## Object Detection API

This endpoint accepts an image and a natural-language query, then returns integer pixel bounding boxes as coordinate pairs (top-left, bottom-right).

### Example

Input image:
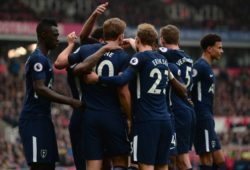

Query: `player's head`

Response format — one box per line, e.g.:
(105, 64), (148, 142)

(200, 33), (223, 61)
(91, 26), (104, 42)
(36, 18), (59, 50)
(103, 18), (126, 43)
(159, 24), (180, 46)
(135, 23), (158, 50)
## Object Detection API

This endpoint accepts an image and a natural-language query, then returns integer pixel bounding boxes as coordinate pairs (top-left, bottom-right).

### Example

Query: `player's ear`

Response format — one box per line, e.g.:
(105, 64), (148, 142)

(40, 31), (47, 39)
(160, 37), (165, 46)
(135, 36), (140, 45)
(207, 46), (213, 53)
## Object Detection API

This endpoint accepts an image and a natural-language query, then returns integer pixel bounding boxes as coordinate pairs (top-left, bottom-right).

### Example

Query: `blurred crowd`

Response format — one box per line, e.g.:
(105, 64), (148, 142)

(214, 68), (250, 116)
(1, 0), (250, 31)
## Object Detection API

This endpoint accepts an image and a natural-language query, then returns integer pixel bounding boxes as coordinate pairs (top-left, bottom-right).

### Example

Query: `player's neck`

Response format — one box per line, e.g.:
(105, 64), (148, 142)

(164, 44), (179, 50)
(37, 44), (49, 56)
(138, 45), (153, 52)
(202, 52), (212, 65)
(105, 40), (119, 45)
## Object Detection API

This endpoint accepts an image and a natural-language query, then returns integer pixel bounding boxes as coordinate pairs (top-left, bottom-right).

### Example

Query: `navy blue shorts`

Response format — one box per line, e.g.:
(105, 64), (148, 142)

(194, 117), (221, 155)
(169, 113), (177, 157)
(83, 110), (131, 160)
(69, 109), (85, 170)
(132, 120), (173, 165)
(19, 117), (59, 165)
(174, 107), (196, 154)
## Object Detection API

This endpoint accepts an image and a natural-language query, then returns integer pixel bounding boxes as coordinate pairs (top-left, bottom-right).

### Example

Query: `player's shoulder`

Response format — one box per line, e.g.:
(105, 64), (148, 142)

(29, 49), (48, 64)
(113, 48), (129, 57)
(80, 42), (103, 51)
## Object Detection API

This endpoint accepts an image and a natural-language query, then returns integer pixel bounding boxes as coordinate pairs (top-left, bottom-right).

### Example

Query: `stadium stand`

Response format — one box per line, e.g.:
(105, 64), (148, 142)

(0, 0), (250, 30)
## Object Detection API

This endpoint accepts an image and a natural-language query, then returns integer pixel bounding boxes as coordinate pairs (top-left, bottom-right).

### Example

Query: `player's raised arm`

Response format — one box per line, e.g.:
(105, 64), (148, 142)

(79, 2), (108, 44)
(54, 32), (78, 69)
(73, 42), (122, 75)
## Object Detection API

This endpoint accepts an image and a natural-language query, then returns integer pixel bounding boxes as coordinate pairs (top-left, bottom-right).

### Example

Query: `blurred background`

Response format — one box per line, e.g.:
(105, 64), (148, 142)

(0, 0), (250, 169)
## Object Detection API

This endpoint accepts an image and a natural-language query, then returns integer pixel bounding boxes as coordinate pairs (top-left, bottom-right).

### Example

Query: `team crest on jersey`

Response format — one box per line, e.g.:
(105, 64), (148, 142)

(40, 149), (47, 158)
(34, 63), (43, 72)
(192, 68), (198, 77)
(130, 57), (139, 66)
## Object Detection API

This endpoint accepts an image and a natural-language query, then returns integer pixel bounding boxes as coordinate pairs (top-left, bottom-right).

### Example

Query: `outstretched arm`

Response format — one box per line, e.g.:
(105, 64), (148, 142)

(79, 2), (108, 44)
(74, 42), (122, 75)
(54, 32), (78, 69)
(84, 67), (136, 86)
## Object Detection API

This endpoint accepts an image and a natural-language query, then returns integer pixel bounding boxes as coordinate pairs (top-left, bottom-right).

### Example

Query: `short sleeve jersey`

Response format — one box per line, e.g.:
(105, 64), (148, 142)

(191, 58), (215, 119)
(69, 43), (130, 113)
(158, 47), (193, 109)
(20, 49), (53, 119)
(129, 51), (171, 123)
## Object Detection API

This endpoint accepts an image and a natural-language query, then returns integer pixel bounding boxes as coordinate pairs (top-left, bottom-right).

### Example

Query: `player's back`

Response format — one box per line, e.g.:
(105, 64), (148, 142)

(158, 47), (193, 110)
(69, 43), (130, 113)
(192, 58), (215, 119)
(158, 47), (193, 90)
(130, 51), (171, 123)
(20, 49), (53, 119)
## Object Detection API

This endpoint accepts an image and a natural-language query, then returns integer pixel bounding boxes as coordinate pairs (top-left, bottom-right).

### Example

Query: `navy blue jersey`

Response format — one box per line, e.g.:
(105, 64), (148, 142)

(131, 51), (171, 122)
(158, 47), (193, 91)
(167, 63), (181, 108)
(67, 66), (80, 100)
(20, 49), (53, 119)
(191, 58), (215, 119)
(158, 47), (193, 109)
(69, 43), (130, 113)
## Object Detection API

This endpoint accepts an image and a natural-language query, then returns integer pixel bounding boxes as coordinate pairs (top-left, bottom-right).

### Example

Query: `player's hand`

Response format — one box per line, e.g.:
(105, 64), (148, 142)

(70, 99), (83, 109)
(187, 98), (194, 106)
(103, 41), (122, 52)
(94, 2), (108, 16)
(67, 31), (78, 45)
(83, 71), (99, 84)
(127, 119), (132, 135)
(122, 38), (136, 50)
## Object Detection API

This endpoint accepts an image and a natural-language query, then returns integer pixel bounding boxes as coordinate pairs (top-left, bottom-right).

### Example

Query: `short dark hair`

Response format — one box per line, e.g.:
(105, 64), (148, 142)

(200, 33), (222, 50)
(91, 27), (103, 40)
(36, 18), (58, 37)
